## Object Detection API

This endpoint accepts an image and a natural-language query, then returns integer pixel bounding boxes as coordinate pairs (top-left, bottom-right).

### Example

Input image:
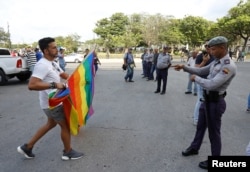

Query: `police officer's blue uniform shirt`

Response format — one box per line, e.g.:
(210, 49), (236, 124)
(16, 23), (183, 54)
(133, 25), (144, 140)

(124, 53), (134, 64)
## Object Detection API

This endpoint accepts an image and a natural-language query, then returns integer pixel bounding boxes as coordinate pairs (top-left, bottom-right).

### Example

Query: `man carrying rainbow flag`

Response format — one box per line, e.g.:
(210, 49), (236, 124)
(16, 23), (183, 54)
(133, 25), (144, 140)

(17, 37), (95, 161)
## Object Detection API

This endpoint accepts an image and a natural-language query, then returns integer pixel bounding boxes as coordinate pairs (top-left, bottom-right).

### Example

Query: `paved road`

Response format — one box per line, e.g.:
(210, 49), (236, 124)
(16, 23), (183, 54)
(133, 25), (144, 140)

(0, 59), (249, 172)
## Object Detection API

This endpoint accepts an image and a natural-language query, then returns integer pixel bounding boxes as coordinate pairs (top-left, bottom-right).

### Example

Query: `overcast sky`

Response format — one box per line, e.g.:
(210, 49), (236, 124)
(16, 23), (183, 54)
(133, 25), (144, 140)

(0, 0), (241, 44)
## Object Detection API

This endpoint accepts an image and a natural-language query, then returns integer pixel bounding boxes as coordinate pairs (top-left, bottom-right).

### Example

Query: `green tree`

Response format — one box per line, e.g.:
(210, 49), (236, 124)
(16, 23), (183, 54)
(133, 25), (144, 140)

(179, 16), (211, 47)
(55, 36), (65, 49)
(215, 0), (250, 51)
(55, 34), (81, 53)
(109, 13), (129, 36)
(158, 17), (184, 48)
(141, 13), (167, 47)
(93, 13), (129, 57)
(0, 27), (10, 48)
(128, 13), (145, 47)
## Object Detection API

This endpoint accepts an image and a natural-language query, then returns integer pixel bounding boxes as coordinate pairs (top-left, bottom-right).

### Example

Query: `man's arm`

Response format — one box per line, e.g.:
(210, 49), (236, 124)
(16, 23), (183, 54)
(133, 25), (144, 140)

(124, 53), (128, 65)
(28, 76), (66, 91)
(60, 72), (69, 80)
(124, 58), (127, 65)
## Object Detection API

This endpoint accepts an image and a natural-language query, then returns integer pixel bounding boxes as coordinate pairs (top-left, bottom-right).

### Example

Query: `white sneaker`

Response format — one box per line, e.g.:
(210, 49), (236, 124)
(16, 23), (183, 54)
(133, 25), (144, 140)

(17, 144), (35, 159)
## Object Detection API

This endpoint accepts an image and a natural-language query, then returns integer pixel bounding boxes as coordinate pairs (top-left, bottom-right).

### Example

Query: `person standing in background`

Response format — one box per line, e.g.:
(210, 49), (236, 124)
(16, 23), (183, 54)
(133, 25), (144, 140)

(154, 46), (172, 95)
(123, 48), (135, 82)
(141, 49), (148, 78)
(185, 49), (198, 95)
(84, 48), (90, 58)
(58, 47), (66, 71)
(26, 46), (37, 73)
(152, 48), (159, 81)
(35, 48), (43, 61)
(192, 41), (214, 126)
(93, 51), (101, 74)
(146, 48), (154, 81)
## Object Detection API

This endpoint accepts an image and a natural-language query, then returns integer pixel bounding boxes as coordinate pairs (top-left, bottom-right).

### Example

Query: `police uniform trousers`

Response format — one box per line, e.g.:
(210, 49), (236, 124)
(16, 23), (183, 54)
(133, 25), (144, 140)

(142, 60), (147, 77)
(156, 68), (168, 93)
(146, 62), (152, 79)
(189, 97), (226, 156)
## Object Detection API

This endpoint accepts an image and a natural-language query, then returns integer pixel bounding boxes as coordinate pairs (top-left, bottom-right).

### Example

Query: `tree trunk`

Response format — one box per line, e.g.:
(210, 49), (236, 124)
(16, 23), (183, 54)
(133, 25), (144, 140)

(106, 49), (110, 59)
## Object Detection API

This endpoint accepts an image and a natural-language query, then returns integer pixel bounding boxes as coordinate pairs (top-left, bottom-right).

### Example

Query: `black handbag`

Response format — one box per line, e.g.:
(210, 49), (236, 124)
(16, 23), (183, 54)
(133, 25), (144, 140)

(122, 64), (127, 70)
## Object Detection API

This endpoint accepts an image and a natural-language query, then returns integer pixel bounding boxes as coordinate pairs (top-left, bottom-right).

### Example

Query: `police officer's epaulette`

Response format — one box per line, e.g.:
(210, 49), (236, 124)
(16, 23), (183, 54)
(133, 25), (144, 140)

(224, 59), (230, 64)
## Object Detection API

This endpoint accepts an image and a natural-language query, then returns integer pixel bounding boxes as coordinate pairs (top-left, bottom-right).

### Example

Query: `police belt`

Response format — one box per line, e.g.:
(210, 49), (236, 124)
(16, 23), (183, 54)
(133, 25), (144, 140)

(200, 90), (227, 102)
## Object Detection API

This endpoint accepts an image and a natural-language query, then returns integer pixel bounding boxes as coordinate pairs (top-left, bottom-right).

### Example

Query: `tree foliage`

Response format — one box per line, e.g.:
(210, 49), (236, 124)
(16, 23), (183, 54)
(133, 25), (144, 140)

(93, 13), (129, 55)
(0, 27), (10, 48)
(215, 0), (250, 51)
(179, 16), (211, 47)
(158, 17), (183, 47)
(94, 13), (214, 51)
(55, 34), (81, 53)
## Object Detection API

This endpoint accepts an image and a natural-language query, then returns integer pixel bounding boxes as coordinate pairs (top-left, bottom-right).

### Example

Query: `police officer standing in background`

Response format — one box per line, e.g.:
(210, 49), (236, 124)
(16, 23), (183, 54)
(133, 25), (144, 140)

(154, 46), (172, 95)
(173, 36), (237, 169)
(124, 48), (135, 82)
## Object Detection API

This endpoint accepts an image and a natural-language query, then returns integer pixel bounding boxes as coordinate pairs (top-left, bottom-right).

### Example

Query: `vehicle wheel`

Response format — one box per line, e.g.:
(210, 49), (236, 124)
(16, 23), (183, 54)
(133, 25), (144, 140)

(16, 72), (31, 81)
(74, 59), (80, 63)
(0, 70), (8, 85)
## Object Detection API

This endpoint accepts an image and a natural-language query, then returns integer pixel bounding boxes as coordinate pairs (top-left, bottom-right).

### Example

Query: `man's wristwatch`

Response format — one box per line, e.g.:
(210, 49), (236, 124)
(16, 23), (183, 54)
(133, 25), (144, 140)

(49, 82), (56, 89)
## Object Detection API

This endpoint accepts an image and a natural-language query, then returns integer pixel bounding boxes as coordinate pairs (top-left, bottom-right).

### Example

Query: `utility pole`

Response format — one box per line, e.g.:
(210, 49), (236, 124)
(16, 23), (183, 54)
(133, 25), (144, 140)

(7, 22), (11, 49)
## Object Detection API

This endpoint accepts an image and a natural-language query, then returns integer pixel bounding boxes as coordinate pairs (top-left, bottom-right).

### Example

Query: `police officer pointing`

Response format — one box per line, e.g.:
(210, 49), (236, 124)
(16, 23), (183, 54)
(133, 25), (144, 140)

(174, 36), (237, 170)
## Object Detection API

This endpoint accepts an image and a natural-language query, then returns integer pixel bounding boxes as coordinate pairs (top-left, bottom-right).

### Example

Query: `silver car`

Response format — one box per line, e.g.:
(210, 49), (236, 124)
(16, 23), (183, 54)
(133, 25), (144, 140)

(64, 53), (84, 63)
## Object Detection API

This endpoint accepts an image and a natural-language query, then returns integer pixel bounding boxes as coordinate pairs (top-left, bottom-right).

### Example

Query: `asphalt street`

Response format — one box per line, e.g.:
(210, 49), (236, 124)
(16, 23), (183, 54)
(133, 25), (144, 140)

(0, 58), (249, 172)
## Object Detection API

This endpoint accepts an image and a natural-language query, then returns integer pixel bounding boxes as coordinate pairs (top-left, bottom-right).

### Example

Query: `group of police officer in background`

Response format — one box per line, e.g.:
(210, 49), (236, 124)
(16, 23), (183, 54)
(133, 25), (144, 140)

(140, 47), (172, 95)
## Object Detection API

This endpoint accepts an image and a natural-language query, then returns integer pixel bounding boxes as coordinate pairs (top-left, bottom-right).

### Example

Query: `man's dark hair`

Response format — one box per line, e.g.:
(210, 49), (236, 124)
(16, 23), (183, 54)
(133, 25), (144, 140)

(38, 37), (55, 53)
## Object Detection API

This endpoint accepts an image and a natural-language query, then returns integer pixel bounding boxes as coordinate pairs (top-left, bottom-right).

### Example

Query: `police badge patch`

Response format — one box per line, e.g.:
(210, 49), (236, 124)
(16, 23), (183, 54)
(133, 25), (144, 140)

(224, 59), (230, 64)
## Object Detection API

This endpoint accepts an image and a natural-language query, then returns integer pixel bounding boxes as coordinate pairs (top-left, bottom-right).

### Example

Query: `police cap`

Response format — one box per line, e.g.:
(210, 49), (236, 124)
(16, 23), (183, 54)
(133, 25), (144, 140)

(207, 36), (228, 47)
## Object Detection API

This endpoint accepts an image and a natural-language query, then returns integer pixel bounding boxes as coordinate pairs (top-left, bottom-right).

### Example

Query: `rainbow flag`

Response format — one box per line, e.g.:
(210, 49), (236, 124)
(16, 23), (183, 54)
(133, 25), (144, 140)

(49, 52), (95, 135)
(67, 52), (95, 128)
(49, 89), (80, 135)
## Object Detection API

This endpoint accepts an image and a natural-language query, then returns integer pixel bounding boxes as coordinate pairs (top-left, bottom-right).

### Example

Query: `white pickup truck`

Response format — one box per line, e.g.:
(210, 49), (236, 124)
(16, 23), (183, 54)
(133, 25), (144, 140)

(0, 48), (31, 85)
